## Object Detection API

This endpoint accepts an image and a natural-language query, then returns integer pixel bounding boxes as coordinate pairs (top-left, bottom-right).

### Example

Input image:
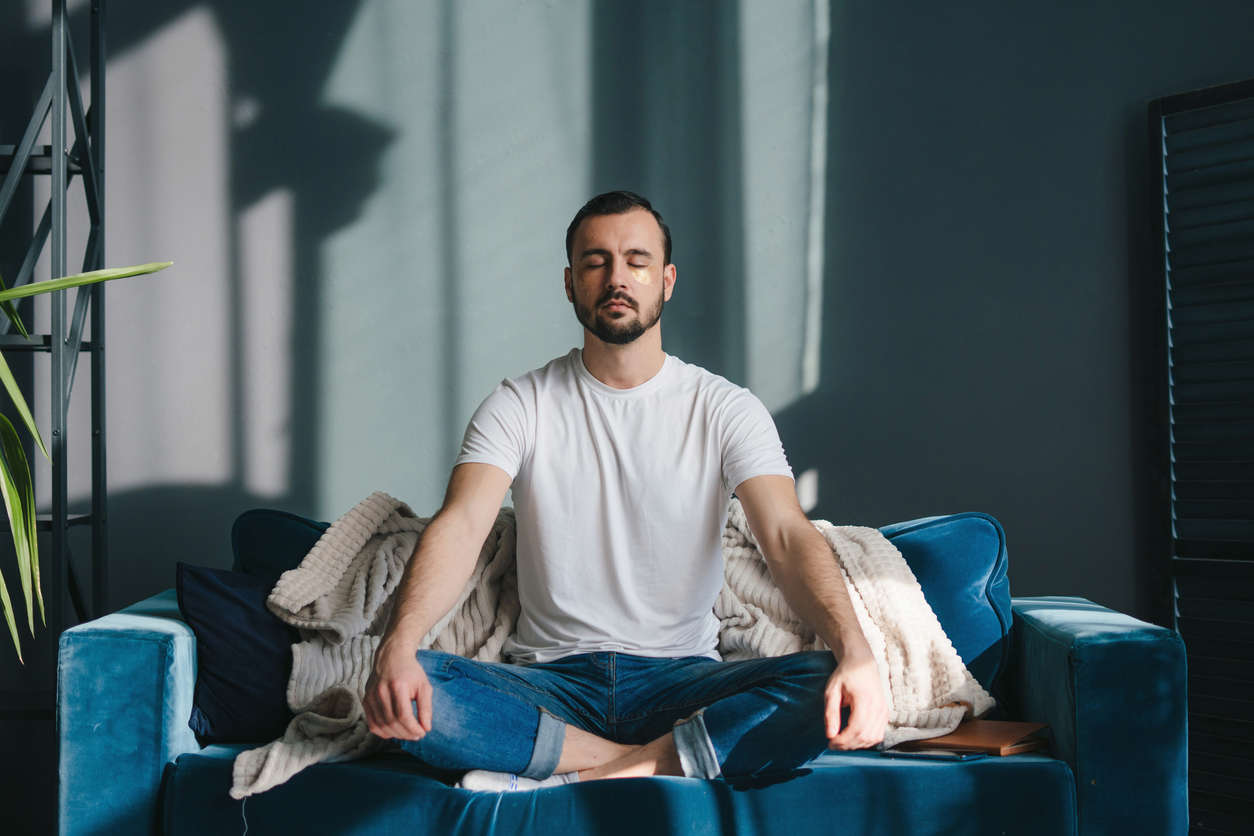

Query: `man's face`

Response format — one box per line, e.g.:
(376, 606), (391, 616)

(564, 208), (676, 345)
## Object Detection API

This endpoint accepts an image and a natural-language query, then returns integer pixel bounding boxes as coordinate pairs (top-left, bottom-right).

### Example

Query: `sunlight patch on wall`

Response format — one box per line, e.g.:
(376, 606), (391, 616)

(239, 188), (292, 499)
(797, 468), (819, 514)
(316, 0), (590, 518)
(738, 0), (828, 412)
(802, 0), (829, 396)
(97, 7), (232, 492)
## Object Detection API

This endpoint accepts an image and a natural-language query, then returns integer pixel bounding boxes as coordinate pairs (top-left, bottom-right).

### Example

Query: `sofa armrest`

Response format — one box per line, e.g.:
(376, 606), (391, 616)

(58, 589), (200, 836)
(1007, 596), (1187, 836)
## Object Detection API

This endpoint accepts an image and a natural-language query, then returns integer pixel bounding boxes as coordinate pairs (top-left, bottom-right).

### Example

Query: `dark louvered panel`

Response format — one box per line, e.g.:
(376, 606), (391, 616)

(1187, 653), (1254, 681)
(1174, 258), (1254, 288)
(1172, 280), (1254, 308)
(1174, 401), (1254, 423)
(1176, 480), (1254, 502)
(1167, 135), (1254, 175)
(1178, 522), (1254, 545)
(1160, 83), (1254, 835)
(1176, 541), (1254, 560)
(1166, 114), (1254, 153)
(1178, 501), (1254, 522)
(1168, 157), (1254, 192)
(1173, 338), (1254, 365)
(1173, 417), (1254, 442)
(1175, 461), (1254, 484)
(1168, 236), (1254, 269)
(1191, 789), (1254, 835)
(1172, 296), (1254, 326)
(1170, 217), (1254, 248)
(1165, 96), (1254, 133)
(1166, 94), (1254, 550)
(1173, 621), (1254, 661)
(1174, 382), (1254, 404)
(1174, 198), (1254, 232)
(1168, 178), (1254, 212)
(1175, 559), (1254, 589)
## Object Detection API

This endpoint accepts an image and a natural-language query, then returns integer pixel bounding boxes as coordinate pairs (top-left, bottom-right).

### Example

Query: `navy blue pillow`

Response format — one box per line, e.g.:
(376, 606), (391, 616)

(230, 508), (329, 586)
(176, 562), (300, 744)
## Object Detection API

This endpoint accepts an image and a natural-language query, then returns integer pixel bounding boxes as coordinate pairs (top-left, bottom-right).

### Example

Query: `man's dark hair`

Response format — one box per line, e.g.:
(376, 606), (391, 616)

(565, 190), (672, 266)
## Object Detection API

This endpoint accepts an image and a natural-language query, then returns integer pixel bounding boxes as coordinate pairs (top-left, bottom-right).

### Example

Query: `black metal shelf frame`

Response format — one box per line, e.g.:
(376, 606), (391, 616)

(0, 0), (108, 630)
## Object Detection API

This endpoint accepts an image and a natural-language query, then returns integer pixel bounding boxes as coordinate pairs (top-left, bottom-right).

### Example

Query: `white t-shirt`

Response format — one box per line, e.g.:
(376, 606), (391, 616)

(455, 348), (793, 663)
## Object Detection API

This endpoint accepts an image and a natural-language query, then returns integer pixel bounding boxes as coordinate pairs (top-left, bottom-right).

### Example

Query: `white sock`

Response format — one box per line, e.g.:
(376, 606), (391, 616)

(457, 769), (581, 792)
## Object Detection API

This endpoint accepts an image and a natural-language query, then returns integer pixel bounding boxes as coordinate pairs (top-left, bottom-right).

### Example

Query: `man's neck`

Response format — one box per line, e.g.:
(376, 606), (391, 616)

(580, 330), (666, 389)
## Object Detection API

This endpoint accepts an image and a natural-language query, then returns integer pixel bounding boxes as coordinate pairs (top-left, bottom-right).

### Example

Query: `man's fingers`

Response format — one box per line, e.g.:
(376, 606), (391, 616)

(390, 682), (425, 739)
(369, 684), (399, 737)
(826, 683), (886, 750)
(369, 682), (411, 740)
(825, 698), (848, 740)
(416, 686), (434, 733)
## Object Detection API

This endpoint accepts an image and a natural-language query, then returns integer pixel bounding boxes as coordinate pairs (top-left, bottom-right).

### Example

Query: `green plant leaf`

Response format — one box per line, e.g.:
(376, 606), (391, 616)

(0, 416), (34, 636)
(0, 567), (22, 664)
(2, 415), (41, 625)
(0, 351), (49, 461)
(0, 260), (172, 655)
(24, 450), (40, 627)
(0, 261), (172, 304)
(0, 272), (30, 339)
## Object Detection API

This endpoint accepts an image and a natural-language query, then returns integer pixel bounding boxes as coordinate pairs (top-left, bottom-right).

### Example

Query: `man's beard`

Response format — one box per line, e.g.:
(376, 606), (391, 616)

(573, 290), (664, 345)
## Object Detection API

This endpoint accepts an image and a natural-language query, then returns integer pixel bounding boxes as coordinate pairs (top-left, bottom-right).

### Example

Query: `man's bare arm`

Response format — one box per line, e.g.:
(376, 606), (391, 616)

(735, 474), (888, 750)
(363, 462), (512, 741)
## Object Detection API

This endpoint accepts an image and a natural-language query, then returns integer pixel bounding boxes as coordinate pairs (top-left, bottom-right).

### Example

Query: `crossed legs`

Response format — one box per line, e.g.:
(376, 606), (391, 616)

(555, 725), (682, 780)
(396, 649), (836, 784)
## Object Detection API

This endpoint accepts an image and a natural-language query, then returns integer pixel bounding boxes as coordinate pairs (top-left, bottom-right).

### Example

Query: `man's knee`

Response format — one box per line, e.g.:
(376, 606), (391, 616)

(414, 649), (458, 680)
(780, 650), (837, 679)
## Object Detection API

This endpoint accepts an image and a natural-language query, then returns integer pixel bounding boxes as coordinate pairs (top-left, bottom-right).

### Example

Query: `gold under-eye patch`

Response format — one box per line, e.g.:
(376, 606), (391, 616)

(631, 266), (653, 285)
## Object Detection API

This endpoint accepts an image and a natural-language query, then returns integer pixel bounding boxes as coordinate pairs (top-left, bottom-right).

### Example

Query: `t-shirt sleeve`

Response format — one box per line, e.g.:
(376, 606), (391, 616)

(454, 380), (530, 480)
(720, 388), (794, 494)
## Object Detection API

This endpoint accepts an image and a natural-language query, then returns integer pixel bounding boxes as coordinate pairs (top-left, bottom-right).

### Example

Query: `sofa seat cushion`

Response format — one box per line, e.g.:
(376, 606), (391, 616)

(162, 748), (1075, 836)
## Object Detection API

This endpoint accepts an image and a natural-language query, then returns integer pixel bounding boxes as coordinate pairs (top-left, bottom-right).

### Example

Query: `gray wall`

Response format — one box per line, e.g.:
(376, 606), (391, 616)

(810, 0), (1254, 624)
(2, 0), (1254, 661)
(3, 1), (1254, 831)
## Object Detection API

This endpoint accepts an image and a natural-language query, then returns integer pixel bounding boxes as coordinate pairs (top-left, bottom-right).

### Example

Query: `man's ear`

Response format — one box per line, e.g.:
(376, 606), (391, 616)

(663, 263), (677, 302)
(564, 267), (573, 302)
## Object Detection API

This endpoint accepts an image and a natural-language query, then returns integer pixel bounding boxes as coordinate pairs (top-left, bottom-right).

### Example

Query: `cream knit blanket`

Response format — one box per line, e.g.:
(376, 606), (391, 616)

(230, 491), (994, 798)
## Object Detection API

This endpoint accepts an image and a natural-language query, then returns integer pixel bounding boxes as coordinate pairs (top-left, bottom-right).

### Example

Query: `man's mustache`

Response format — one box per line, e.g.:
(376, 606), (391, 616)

(599, 293), (637, 309)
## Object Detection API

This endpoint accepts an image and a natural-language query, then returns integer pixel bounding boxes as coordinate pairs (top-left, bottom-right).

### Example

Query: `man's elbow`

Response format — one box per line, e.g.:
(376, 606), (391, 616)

(762, 519), (826, 575)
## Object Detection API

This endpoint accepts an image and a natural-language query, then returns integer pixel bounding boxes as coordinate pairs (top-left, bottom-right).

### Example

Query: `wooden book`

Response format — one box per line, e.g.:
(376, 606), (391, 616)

(893, 720), (1049, 756)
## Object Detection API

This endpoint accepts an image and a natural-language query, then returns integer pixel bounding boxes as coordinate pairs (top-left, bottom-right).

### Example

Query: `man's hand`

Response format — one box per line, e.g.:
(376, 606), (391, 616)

(363, 640), (433, 741)
(824, 651), (889, 750)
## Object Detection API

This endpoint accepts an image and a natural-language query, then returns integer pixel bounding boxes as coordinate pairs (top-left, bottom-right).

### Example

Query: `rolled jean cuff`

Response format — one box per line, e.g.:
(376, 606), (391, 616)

(672, 708), (722, 779)
(519, 707), (566, 779)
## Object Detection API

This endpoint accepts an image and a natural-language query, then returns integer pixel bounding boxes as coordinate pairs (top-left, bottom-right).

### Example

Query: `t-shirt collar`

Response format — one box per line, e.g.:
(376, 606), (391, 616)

(572, 348), (673, 397)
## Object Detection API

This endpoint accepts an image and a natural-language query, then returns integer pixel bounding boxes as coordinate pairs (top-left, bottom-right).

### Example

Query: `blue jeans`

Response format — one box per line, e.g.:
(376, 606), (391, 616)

(395, 649), (838, 781)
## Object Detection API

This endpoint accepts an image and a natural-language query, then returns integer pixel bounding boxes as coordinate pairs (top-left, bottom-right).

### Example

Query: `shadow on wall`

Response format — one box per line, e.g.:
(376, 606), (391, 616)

(67, 0), (390, 612)
(588, 0), (747, 383)
(96, 0), (761, 612)
(5, 0), (817, 623)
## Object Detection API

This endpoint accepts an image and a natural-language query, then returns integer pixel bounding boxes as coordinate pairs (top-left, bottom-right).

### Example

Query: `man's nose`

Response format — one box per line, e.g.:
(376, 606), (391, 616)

(607, 257), (633, 289)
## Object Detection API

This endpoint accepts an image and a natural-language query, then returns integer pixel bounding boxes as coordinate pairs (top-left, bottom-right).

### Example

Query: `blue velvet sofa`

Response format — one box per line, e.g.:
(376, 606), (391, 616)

(57, 510), (1189, 835)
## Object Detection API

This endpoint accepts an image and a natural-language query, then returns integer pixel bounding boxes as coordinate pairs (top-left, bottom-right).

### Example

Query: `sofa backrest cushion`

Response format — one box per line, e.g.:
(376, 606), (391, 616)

(231, 509), (330, 586)
(878, 512), (1012, 693)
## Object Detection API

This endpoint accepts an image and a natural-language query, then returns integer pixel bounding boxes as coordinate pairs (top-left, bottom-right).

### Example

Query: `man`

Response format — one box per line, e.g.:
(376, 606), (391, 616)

(364, 191), (887, 790)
